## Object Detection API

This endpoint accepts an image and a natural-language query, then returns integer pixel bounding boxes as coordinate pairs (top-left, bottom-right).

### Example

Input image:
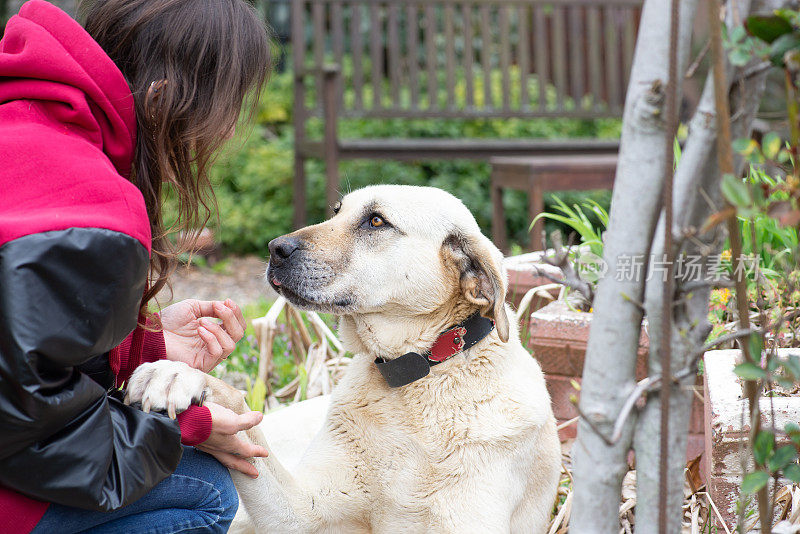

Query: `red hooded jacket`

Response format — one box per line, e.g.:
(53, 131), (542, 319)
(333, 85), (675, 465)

(0, 2), (212, 531)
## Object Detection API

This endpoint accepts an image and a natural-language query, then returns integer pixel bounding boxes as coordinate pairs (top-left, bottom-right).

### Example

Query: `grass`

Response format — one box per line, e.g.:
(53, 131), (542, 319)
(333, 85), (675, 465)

(211, 298), (341, 394)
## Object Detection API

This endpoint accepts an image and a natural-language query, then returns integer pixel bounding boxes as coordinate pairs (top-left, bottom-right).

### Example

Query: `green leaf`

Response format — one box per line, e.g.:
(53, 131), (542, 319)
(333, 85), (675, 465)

(746, 150), (766, 165)
(785, 422), (800, 434)
(777, 376), (796, 389)
(734, 362), (767, 381)
(783, 355), (800, 379)
(243, 375), (268, 413)
(729, 48), (753, 66)
(762, 132), (782, 160)
(768, 357), (780, 373)
(785, 463), (800, 483)
(731, 26), (748, 43)
(745, 15), (793, 43)
(748, 333), (764, 359)
(297, 364), (309, 401)
(742, 470), (770, 494)
(732, 137), (754, 154)
(721, 174), (752, 207)
(769, 445), (798, 471)
(769, 32), (800, 66)
(753, 431), (775, 466)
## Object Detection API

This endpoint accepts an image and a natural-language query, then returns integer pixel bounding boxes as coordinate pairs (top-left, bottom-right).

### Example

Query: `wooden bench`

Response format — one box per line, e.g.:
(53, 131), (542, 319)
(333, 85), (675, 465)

(290, 0), (642, 229)
(490, 153), (617, 252)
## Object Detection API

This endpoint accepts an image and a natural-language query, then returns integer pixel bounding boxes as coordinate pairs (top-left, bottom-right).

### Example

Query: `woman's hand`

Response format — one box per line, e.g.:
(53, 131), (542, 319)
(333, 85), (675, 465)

(198, 402), (270, 478)
(160, 299), (246, 372)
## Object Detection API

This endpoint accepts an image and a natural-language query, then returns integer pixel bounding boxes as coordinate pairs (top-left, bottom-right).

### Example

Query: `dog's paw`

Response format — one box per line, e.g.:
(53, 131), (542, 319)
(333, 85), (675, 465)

(125, 360), (209, 419)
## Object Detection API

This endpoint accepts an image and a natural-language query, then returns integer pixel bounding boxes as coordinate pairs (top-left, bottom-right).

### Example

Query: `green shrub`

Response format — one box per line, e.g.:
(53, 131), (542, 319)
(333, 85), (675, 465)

(209, 130), (295, 254)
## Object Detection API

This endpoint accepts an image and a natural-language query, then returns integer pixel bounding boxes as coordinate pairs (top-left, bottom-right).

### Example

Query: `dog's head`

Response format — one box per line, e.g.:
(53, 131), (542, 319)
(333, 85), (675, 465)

(266, 185), (509, 342)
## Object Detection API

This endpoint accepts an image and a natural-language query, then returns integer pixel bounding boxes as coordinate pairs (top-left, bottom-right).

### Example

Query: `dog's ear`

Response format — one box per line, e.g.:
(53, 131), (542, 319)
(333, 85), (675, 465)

(443, 231), (510, 343)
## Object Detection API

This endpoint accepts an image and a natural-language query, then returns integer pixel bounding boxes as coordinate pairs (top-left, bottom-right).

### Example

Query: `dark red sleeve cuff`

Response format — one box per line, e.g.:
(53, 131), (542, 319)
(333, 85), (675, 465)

(111, 315), (167, 386)
(139, 327), (167, 364)
(176, 405), (213, 446)
(0, 485), (48, 534)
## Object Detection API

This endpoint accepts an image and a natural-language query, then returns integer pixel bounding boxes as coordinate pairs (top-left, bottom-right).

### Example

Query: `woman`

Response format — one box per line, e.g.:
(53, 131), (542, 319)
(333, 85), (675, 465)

(0, 0), (272, 532)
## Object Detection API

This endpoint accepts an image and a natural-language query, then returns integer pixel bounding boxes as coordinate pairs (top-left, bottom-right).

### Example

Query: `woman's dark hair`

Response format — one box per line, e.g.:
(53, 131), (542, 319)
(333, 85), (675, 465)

(80, 0), (271, 313)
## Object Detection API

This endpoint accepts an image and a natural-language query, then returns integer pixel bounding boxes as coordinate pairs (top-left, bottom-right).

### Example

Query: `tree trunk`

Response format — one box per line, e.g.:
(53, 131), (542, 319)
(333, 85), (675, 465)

(633, 0), (780, 528)
(570, 1), (699, 531)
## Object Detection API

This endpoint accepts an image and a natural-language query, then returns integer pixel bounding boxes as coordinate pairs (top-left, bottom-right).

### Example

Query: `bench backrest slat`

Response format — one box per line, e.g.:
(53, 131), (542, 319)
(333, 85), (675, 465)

(294, 0), (642, 120)
(479, 5), (491, 108)
(370, 3), (382, 109)
(331, 2), (345, 105)
(425, 4), (438, 110)
(499, 5), (510, 111)
(445, 4), (456, 109)
(312, 1), (326, 107)
(569, 6), (584, 101)
(351, 3), (364, 111)
(517, 4), (529, 109)
(533, 4), (547, 112)
(388, 4), (401, 104)
(463, 4), (474, 108)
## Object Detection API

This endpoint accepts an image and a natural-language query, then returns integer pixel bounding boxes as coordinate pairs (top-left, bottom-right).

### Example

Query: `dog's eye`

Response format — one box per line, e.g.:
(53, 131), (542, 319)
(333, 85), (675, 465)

(333, 201), (342, 215)
(369, 215), (385, 228)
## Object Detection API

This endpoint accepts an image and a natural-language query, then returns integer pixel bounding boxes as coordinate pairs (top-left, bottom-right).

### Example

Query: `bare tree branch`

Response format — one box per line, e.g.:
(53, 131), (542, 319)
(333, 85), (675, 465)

(534, 231), (595, 306)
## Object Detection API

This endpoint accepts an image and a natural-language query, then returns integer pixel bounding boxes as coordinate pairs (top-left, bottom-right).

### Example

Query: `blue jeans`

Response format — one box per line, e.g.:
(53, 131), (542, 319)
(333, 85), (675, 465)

(33, 447), (238, 534)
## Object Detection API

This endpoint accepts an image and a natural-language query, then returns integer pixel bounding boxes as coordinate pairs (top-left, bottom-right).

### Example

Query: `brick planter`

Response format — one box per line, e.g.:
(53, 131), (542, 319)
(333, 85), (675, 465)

(529, 301), (705, 459)
(704, 349), (800, 529)
(503, 252), (562, 310)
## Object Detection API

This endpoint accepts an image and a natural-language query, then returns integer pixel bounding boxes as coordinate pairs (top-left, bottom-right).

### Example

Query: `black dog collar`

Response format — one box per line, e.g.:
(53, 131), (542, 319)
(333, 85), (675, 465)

(374, 312), (495, 388)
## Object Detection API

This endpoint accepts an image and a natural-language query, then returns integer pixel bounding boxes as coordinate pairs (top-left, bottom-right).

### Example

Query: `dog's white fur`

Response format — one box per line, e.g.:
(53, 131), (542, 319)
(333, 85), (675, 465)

(128, 185), (561, 533)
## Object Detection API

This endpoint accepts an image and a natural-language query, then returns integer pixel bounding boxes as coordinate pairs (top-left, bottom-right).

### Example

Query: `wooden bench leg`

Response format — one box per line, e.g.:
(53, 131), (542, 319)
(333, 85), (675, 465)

(490, 174), (509, 255)
(324, 150), (339, 218)
(293, 152), (306, 230)
(322, 69), (340, 218)
(528, 176), (545, 251)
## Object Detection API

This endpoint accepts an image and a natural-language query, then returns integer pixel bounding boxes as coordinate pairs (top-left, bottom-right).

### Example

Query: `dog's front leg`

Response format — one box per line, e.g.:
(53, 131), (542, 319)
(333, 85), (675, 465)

(127, 363), (367, 532)
(208, 378), (369, 533)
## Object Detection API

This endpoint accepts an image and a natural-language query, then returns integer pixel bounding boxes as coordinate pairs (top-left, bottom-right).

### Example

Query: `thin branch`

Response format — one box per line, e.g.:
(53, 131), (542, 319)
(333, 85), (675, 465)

(673, 327), (763, 382)
(698, 185), (720, 213)
(621, 292), (647, 312)
(659, 0), (681, 528)
(685, 38), (711, 79)
(733, 61), (772, 84)
(537, 231), (595, 305)
(680, 278), (737, 292)
(573, 403), (615, 447)
(587, 327), (764, 446)
(531, 266), (594, 304)
(611, 376), (659, 443)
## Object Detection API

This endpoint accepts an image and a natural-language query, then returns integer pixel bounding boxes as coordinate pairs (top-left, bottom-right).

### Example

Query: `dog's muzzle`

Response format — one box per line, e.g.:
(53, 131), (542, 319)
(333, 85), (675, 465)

(267, 235), (303, 288)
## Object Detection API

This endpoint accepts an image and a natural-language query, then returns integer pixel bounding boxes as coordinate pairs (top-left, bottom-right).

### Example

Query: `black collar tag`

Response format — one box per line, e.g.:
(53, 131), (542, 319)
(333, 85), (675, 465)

(373, 312), (495, 388)
(374, 351), (431, 387)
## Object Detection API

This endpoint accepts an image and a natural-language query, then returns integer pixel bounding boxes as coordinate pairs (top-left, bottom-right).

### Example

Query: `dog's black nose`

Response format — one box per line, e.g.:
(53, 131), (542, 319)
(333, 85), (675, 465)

(268, 236), (301, 263)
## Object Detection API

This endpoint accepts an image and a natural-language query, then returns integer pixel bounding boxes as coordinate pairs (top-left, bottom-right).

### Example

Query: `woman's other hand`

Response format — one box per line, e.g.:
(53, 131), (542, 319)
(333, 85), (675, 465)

(198, 402), (270, 478)
(161, 299), (246, 372)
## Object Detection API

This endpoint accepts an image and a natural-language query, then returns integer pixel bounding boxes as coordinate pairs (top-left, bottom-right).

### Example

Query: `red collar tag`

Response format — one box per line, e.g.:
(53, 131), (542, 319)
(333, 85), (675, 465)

(428, 326), (468, 363)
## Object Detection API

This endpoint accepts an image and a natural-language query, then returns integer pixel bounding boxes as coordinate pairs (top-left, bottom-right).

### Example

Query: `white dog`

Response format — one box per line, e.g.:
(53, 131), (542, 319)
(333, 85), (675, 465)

(127, 185), (561, 533)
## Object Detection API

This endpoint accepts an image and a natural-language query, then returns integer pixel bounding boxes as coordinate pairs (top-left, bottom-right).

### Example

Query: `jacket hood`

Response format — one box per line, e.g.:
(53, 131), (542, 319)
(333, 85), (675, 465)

(0, 0), (136, 177)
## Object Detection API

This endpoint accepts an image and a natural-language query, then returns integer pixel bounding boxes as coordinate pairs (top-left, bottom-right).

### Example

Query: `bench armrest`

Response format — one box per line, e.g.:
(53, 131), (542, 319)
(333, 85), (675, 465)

(295, 64), (341, 80)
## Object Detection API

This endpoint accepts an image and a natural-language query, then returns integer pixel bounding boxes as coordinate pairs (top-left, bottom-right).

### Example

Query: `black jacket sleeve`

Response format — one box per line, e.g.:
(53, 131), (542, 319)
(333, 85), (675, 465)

(0, 227), (183, 511)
